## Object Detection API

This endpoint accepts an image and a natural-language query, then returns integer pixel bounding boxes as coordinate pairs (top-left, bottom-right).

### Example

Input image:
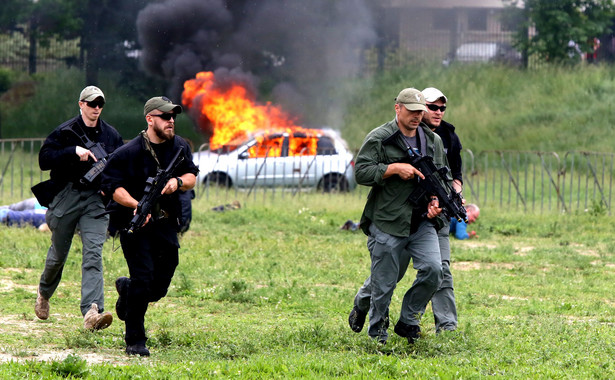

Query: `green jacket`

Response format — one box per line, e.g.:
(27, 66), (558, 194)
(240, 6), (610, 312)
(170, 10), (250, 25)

(356, 119), (450, 237)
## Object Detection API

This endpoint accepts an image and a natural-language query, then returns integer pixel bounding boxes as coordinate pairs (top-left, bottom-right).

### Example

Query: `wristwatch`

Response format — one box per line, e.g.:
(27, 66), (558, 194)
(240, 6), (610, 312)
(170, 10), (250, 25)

(175, 177), (183, 188)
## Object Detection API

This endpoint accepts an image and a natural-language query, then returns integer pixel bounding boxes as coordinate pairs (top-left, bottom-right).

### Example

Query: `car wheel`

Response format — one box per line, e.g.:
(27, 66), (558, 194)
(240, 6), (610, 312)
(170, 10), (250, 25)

(205, 172), (232, 188)
(320, 174), (349, 193)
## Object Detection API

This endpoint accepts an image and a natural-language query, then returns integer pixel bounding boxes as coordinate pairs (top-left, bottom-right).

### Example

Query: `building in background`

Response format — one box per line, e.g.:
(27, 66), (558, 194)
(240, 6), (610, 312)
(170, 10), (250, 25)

(374, 0), (523, 64)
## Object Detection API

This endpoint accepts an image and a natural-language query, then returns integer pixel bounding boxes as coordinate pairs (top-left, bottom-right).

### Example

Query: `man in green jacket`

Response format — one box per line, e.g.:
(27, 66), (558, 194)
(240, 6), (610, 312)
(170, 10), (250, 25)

(348, 88), (450, 344)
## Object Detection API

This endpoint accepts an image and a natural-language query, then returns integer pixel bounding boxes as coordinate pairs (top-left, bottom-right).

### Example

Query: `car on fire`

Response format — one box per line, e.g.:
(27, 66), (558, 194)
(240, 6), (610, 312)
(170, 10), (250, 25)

(193, 129), (357, 192)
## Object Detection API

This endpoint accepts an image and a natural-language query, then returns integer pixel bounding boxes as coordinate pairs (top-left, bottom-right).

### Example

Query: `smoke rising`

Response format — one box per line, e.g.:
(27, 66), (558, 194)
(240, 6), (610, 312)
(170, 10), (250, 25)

(136, 0), (376, 134)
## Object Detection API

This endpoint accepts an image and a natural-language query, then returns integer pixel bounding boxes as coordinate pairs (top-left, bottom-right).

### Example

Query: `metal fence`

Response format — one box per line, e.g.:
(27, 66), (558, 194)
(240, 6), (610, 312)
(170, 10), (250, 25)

(1, 138), (613, 215)
(461, 150), (613, 214)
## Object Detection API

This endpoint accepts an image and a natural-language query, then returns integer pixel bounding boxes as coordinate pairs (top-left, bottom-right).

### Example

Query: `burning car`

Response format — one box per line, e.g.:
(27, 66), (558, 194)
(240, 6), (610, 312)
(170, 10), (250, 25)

(193, 128), (356, 192)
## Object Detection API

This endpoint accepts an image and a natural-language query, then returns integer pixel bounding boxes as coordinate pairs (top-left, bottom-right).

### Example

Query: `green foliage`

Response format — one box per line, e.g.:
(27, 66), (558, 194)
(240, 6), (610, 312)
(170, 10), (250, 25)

(504, 0), (615, 64)
(50, 354), (88, 378)
(588, 199), (608, 216)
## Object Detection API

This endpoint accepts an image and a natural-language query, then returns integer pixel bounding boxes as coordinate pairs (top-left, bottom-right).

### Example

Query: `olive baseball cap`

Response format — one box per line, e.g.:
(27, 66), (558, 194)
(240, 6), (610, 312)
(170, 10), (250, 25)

(144, 96), (183, 116)
(79, 86), (105, 102)
(395, 88), (427, 112)
(422, 87), (448, 103)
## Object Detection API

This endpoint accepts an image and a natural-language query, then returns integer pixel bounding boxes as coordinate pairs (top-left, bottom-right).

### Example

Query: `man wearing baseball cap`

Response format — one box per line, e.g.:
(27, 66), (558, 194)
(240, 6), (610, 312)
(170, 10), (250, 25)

(348, 88), (449, 345)
(101, 96), (198, 356)
(421, 86), (465, 334)
(34, 85), (124, 330)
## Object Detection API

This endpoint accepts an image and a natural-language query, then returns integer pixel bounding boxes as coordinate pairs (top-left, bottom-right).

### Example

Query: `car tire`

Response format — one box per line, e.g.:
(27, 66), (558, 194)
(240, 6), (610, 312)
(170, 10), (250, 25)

(205, 172), (232, 188)
(320, 174), (349, 193)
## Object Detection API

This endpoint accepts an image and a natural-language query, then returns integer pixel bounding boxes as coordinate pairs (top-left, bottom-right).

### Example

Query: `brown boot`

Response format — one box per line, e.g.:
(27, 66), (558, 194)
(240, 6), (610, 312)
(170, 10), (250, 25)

(35, 287), (50, 320)
(83, 303), (113, 330)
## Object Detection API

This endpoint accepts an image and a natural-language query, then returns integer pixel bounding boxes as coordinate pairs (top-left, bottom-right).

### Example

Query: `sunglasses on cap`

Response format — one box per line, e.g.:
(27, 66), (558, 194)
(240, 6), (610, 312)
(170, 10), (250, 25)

(84, 100), (105, 109)
(426, 104), (446, 112)
(149, 113), (177, 121)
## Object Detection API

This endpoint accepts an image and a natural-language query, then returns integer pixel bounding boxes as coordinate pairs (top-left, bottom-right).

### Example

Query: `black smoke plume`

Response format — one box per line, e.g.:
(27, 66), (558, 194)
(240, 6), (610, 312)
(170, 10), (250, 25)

(136, 0), (376, 135)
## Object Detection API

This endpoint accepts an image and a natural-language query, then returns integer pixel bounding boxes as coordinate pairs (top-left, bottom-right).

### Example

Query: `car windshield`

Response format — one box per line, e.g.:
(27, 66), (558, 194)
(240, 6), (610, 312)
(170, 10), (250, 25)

(210, 134), (252, 153)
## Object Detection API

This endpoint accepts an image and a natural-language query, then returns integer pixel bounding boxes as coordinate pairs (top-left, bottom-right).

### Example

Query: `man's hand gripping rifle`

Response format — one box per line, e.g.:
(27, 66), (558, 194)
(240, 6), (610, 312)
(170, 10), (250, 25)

(127, 147), (184, 234)
(396, 134), (467, 223)
(81, 141), (109, 185)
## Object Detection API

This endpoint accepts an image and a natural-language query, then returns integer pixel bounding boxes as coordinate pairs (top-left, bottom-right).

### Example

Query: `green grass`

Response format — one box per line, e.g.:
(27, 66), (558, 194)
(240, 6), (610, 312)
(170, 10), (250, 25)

(0, 194), (615, 378)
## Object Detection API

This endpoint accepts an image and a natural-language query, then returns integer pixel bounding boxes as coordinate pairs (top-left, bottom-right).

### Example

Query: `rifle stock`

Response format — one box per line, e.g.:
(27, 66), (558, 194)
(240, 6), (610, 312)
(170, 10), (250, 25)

(127, 147), (185, 234)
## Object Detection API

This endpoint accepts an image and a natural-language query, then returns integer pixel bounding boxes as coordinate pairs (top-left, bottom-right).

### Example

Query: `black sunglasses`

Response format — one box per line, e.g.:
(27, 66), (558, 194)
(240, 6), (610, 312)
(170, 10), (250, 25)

(426, 104), (446, 112)
(149, 113), (176, 121)
(85, 100), (105, 109)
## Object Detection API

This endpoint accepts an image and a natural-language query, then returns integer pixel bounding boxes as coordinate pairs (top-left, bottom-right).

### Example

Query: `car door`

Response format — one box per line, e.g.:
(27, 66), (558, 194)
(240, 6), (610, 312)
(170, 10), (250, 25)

(284, 133), (321, 188)
(237, 134), (285, 187)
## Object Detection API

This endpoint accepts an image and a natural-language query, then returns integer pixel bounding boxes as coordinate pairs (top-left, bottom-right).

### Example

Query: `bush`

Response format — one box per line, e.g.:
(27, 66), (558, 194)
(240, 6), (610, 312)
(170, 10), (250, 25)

(0, 67), (15, 93)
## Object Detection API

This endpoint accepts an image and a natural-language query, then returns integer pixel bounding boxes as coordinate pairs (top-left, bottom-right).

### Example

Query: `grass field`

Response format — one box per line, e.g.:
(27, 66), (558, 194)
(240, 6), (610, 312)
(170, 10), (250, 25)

(0, 193), (614, 378)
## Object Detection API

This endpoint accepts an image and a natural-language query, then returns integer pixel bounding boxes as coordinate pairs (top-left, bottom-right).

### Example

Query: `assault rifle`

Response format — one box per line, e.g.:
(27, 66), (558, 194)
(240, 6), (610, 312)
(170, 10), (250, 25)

(80, 141), (109, 185)
(387, 131), (467, 223)
(127, 147), (184, 234)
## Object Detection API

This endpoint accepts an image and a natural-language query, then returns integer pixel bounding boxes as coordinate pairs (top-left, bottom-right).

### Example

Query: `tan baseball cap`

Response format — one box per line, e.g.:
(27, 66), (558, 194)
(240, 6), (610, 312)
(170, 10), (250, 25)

(144, 96), (183, 116)
(395, 88), (427, 112)
(79, 86), (105, 102)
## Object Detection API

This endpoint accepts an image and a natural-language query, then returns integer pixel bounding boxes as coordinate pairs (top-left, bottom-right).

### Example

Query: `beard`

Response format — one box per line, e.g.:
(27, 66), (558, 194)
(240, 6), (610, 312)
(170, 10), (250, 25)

(154, 123), (175, 141)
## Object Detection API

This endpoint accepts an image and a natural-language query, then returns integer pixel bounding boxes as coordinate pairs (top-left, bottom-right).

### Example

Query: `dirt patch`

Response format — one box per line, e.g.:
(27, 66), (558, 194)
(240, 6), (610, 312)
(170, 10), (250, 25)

(454, 261), (517, 271)
(488, 294), (531, 301)
(460, 241), (497, 249)
(0, 351), (116, 365)
(570, 243), (600, 257)
(0, 314), (131, 365)
(514, 246), (534, 256)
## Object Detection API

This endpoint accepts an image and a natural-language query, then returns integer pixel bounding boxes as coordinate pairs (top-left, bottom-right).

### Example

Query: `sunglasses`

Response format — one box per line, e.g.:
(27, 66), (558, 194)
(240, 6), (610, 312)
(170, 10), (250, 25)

(149, 113), (176, 121)
(85, 100), (105, 109)
(426, 104), (446, 112)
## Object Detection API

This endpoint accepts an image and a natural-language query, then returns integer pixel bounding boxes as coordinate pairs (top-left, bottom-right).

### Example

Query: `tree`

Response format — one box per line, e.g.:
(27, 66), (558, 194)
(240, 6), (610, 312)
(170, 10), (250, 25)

(0, 0), (151, 86)
(78, 0), (150, 85)
(0, 0), (82, 74)
(505, 0), (615, 64)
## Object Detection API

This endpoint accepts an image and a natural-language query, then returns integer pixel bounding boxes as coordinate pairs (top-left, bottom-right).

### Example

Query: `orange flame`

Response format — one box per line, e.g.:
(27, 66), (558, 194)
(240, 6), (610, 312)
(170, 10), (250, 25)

(182, 71), (321, 155)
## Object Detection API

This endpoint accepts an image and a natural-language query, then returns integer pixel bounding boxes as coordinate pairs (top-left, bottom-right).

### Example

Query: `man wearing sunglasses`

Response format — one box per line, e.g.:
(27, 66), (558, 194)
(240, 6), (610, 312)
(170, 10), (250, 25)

(348, 88), (449, 345)
(421, 87), (464, 334)
(101, 96), (198, 356)
(34, 86), (124, 331)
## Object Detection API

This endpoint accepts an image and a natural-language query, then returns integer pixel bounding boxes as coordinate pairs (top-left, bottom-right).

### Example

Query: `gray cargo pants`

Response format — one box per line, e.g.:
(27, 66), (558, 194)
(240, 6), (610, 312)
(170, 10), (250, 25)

(353, 220), (442, 341)
(38, 183), (109, 316)
(431, 220), (457, 332)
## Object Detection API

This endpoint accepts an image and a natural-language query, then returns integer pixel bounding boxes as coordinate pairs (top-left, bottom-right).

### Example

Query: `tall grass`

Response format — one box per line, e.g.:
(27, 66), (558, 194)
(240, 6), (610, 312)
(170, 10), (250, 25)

(341, 63), (615, 153)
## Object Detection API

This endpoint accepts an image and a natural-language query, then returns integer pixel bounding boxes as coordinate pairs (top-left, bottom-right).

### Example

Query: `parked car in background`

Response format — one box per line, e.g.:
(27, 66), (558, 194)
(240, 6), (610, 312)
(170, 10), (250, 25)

(454, 42), (522, 65)
(193, 128), (356, 192)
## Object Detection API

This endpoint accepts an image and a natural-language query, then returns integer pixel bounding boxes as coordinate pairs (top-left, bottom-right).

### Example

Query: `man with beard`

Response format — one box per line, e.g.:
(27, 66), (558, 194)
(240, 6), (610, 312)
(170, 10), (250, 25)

(101, 96), (198, 356)
(421, 87), (463, 333)
(348, 88), (449, 344)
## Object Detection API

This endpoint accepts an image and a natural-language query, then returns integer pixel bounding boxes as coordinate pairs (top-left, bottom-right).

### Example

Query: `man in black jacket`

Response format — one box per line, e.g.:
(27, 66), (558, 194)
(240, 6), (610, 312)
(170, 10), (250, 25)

(421, 87), (463, 333)
(101, 96), (198, 356)
(34, 86), (124, 330)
